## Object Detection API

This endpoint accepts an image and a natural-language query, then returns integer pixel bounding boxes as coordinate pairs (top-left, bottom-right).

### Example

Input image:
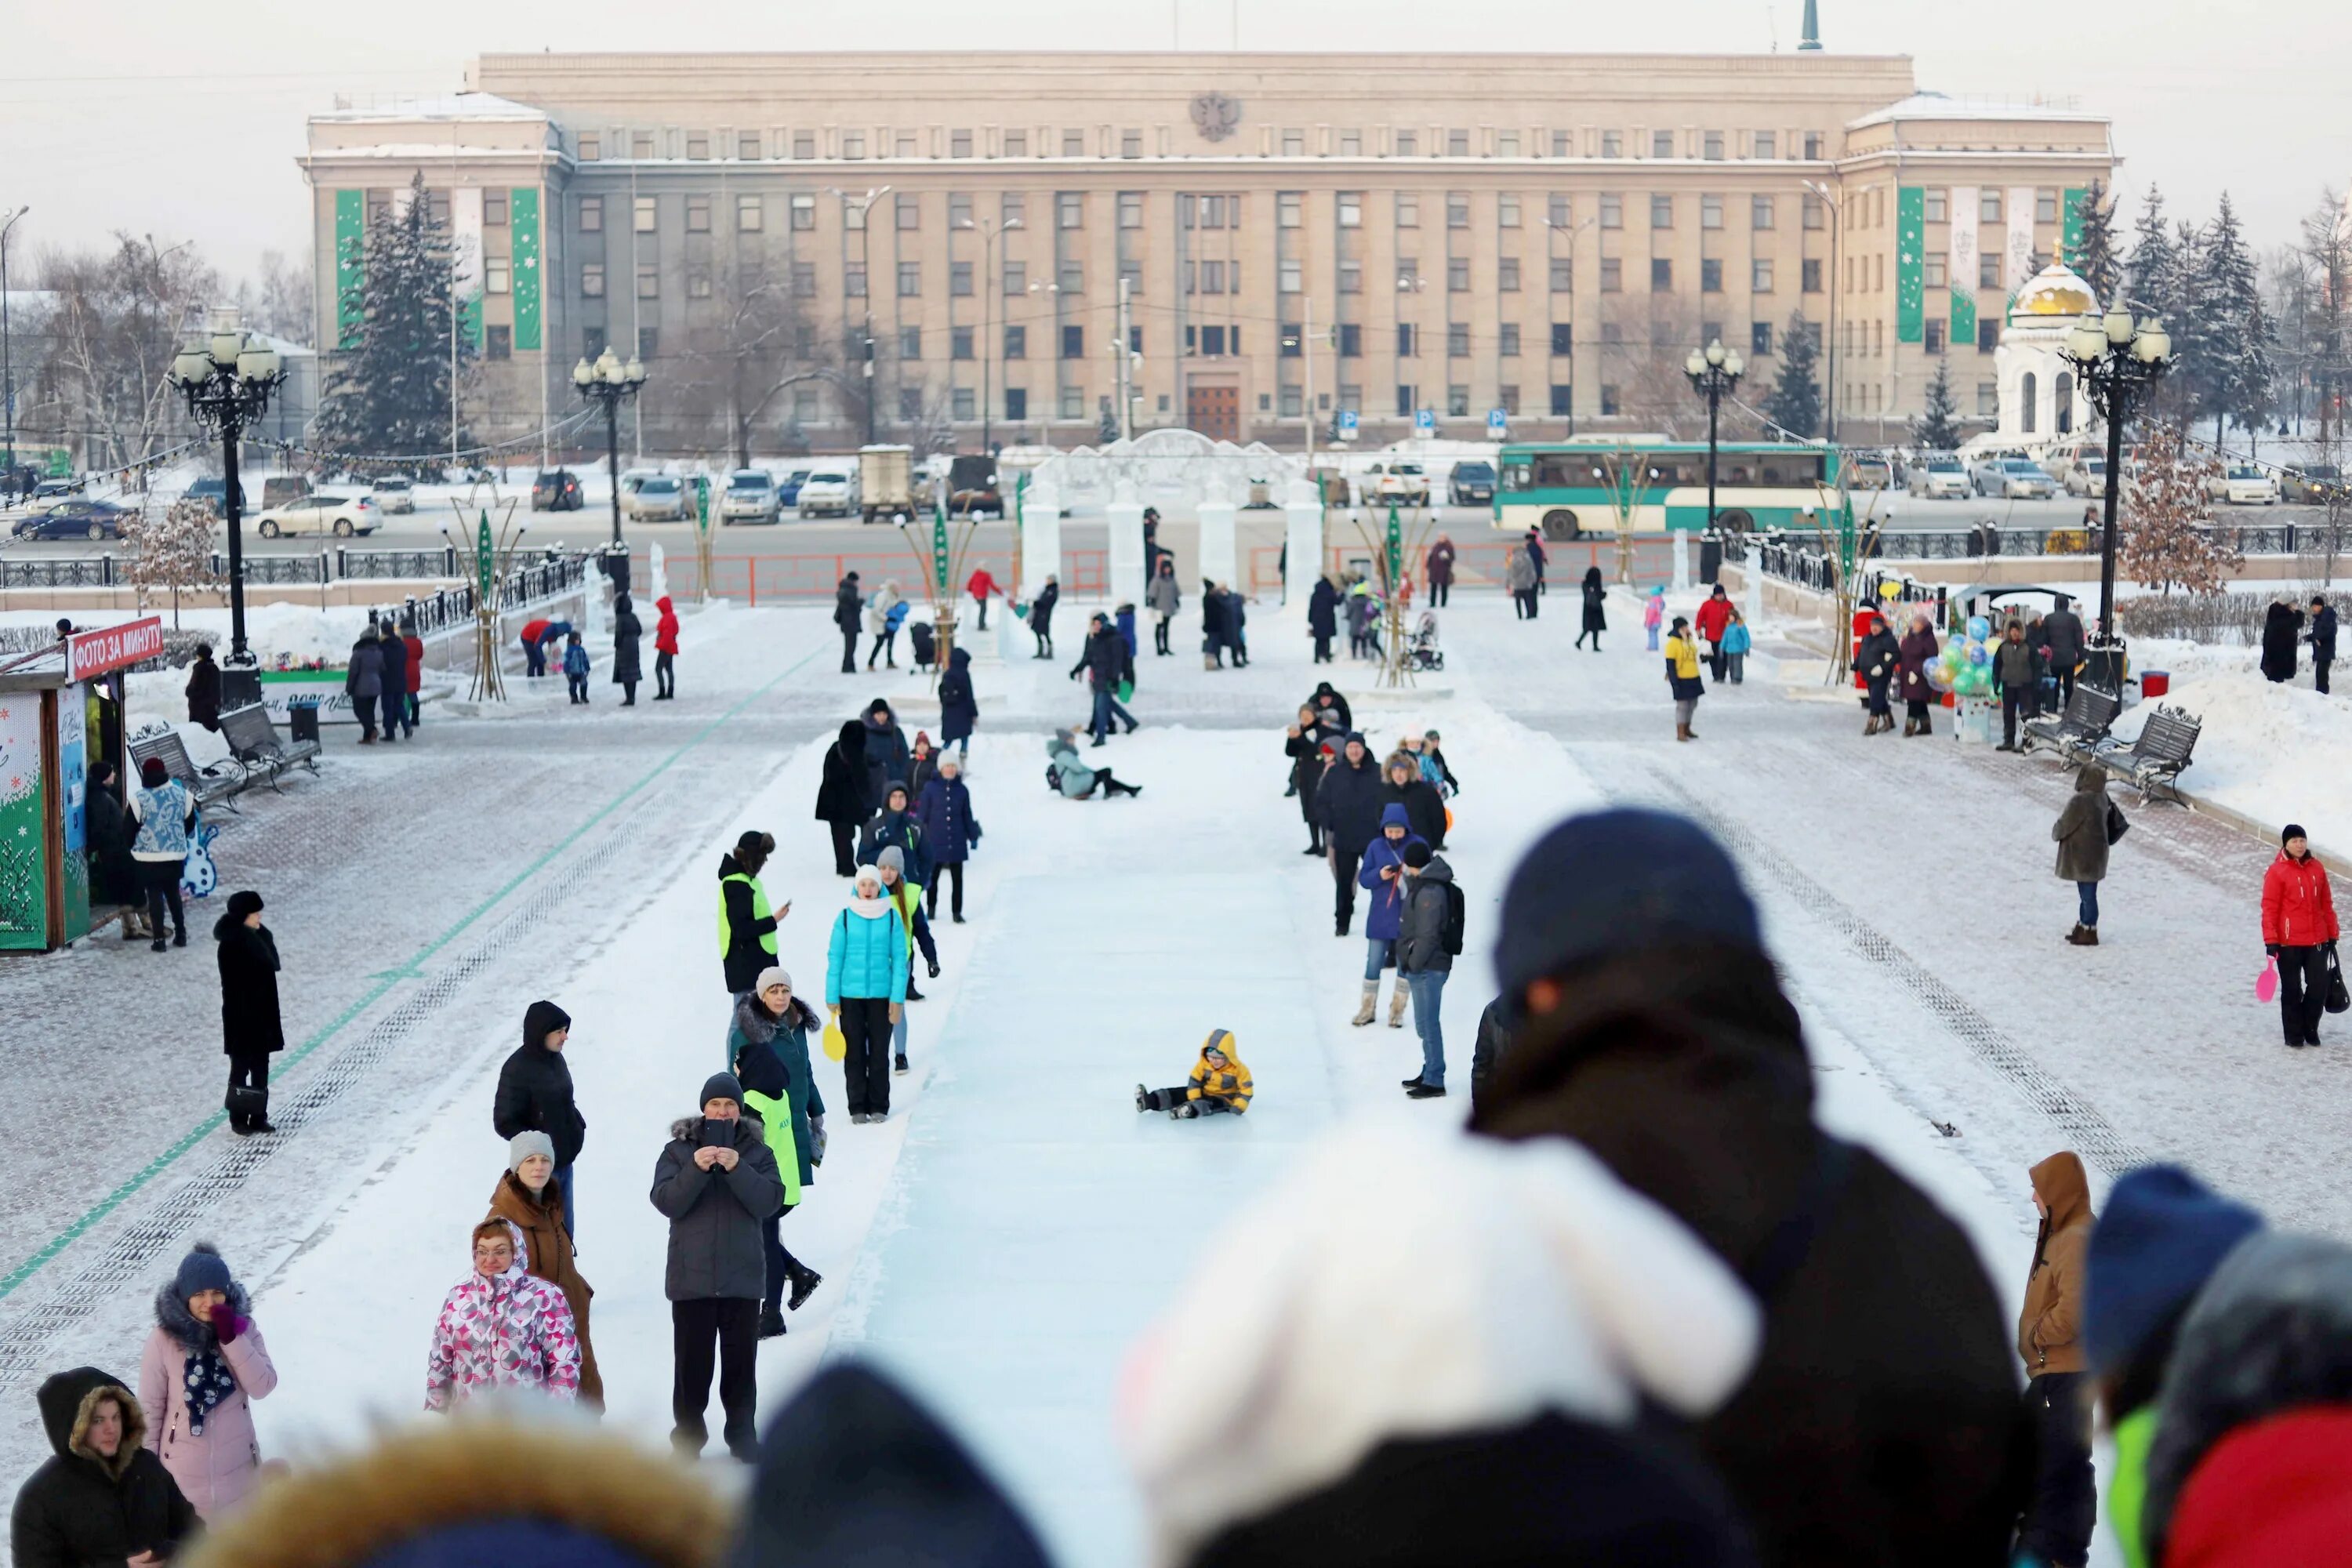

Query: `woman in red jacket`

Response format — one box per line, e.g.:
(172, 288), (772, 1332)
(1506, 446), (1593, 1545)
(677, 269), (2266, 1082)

(653, 595), (681, 700)
(2262, 822), (2339, 1048)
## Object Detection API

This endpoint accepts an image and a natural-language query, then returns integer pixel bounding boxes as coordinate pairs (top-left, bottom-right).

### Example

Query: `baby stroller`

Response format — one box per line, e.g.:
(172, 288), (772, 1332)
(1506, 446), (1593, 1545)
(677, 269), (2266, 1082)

(1406, 610), (1445, 672)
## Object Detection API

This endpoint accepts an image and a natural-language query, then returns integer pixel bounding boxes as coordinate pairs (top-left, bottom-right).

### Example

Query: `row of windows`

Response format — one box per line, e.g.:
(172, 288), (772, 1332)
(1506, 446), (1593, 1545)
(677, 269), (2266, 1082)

(572, 126), (1836, 164)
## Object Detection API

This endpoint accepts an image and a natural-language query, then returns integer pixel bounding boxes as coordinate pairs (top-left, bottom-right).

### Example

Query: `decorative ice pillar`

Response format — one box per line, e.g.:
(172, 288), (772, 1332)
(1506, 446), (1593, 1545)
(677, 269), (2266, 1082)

(1197, 480), (1239, 596)
(1021, 479), (1062, 602)
(1283, 477), (1323, 612)
(1106, 480), (1147, 609)
(1672, 525), (1692, 592)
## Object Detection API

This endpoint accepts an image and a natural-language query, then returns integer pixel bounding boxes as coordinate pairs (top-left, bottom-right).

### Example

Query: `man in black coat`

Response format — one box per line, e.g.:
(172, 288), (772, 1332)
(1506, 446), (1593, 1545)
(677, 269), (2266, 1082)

(1069, 614), (1136, 745)
(834, 574), (862, 674)
(2309, 593), (2338, 695)
(860, 700), (911, 809)
(85, 763), (143, 938)
(1029, 575), (1058, 659)
(495, 1000), (586, 1235)
(1307, 576), (1340, 663)
(216, 889), (283, 1135)
(1475, 809), (2027, 1568)
(652, 1072), (786, 1461)
(1316, 735), (1387, 937)
(815, 721), (870, 877)
(376, 621), (408, 743)
(12, 1367), (197, 1568)
(183, 644), (222, 731)
(2041, 597), (2085, 703)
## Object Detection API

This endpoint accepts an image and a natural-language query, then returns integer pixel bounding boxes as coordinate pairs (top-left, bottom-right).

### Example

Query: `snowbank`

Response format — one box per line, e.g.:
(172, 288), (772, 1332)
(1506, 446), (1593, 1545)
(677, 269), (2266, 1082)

(2117, 661), (2352, 851)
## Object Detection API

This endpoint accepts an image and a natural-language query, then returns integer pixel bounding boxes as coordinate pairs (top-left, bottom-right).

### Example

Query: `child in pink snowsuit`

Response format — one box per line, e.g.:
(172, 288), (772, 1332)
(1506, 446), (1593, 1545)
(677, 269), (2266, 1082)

(1644, 588), (1665, 651)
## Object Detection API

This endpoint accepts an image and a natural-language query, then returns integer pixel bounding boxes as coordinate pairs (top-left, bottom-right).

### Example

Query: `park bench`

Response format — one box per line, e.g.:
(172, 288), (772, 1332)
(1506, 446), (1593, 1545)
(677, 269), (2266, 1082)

(219, 702), (321, 793)
(2094, 704), (2202, 804)
(129, 726), (244, 812)
(2020, 684), (2121, 765)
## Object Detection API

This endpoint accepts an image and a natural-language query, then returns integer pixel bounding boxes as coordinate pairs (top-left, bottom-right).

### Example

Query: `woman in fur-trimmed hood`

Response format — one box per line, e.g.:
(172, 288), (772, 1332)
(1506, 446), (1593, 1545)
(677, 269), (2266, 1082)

(139, 1241), (278, 1520)
(177, 1414), (734, 1568)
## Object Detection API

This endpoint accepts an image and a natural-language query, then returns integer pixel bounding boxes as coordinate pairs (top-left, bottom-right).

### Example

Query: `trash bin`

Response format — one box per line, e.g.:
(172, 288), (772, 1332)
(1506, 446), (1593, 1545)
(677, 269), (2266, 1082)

(2141, 670), (2171, 699)
(288, 699), (321, 744)
(1698, 536), (1723, 585)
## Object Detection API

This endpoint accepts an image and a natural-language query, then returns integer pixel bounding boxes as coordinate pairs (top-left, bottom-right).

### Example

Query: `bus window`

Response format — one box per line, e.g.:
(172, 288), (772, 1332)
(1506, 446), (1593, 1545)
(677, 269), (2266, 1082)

(1726, 463), (1752, 484)
(1503, 463), (1531, 491)
(1533, 456), (1579, 487)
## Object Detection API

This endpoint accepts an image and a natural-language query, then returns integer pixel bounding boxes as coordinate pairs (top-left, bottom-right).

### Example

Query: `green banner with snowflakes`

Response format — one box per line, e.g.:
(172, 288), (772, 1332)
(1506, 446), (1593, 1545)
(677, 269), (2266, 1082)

(512, 188), (543, 352)
(0, 694), (47, 949)
(2062, 187), (2090, 267)
(1896, 187), (1925, 345)
(335, 190), (365, 350)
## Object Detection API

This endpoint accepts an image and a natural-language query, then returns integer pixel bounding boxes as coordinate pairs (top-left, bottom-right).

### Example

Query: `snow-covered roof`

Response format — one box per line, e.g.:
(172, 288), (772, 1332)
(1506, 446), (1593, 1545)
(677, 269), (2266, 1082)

(1847, 91), (2107, 131)
(310, 92), (548, 125)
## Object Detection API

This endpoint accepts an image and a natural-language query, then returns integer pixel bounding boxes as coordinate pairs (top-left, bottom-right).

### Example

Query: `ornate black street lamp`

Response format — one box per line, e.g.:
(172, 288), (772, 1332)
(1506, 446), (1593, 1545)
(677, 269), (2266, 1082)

(168, 308), (284, 707)
(2060, 306), (2172, 684)
(572, 347), (647, 548)
(1683, 337), (1746, 531)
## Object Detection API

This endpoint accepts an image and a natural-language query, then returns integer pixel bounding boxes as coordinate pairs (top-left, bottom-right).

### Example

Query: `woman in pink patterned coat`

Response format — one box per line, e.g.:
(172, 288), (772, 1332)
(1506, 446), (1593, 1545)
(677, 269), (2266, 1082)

(425, 1219), (581, 1411)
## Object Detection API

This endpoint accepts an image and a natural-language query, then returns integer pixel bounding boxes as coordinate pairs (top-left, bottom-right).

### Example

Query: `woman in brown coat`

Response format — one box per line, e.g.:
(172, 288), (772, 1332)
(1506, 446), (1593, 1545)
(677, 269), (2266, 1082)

(2016, 1151), (2095, 1566)
(2052, 767), (2117, 947)
(487, 1131), (601, 1407)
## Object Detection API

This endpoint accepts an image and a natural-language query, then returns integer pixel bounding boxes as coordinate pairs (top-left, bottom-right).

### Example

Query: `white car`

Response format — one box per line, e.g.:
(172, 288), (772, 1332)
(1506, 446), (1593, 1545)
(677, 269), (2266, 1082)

(1905, 456), (1970, 499)
(2212, 464), (2279, 506)
(1973, 458), (2056, 499)
(1369, 462), (1431, 506)
(622, 474), (686, 521)
(720, 470), (780, 524)
(2063, 457), (2108, 499)
(252, 492), (379, 538)
(797, 463), (860, 518)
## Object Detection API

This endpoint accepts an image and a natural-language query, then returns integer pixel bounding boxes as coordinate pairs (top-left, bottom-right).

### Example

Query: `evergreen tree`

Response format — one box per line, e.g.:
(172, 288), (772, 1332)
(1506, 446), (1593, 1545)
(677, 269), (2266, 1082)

(2125, 185), (2183, 321)
(2168, 218), (2212, 426)
(1911, 356), (1962, 448)
(318, 172), (473, 473)
(1763, 310), (1821, 439)
(2192, 192), (2272, 447)
(2068, 180), (2125, 310)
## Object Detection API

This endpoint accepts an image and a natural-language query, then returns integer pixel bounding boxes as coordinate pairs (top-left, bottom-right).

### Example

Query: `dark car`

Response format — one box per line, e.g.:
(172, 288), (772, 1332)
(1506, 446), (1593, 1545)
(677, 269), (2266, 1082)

(14, 499), (133, 540)
(777, 467), (812, 508)
(947, 455), (1003, 518)
(1448, 459), (1497, 507)
(532, 468), (585, 511)
(184, 477), (228, 515)
(2283, 464), (2347, 505)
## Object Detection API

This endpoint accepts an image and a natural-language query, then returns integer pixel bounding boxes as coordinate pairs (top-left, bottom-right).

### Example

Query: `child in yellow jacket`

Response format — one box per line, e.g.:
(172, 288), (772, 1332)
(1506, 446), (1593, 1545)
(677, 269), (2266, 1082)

(1136, 1030), (1252, 1119)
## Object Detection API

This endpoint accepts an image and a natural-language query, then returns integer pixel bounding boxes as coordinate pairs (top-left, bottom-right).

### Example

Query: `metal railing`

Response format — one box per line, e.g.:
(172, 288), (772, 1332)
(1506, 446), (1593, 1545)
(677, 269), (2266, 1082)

(337, 546), (459, 580)
(213, 552), (329, 586)
(1878, 523), (2310, 561)
(0, 555), (116, 588)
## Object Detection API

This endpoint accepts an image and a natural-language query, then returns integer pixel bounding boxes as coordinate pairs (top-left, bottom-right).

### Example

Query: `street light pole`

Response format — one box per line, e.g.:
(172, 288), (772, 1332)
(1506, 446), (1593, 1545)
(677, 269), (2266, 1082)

(1684, 337), (1747, 532)
(829, 186), (890, 445)
(1542, 212), (1597, 439)
(167, 307), (283, 702)
(2060, 305), (2172, 674)
(0, 207), (24, 483)
(1805, 180), (1842, 443)
(572, 346), (648, 548)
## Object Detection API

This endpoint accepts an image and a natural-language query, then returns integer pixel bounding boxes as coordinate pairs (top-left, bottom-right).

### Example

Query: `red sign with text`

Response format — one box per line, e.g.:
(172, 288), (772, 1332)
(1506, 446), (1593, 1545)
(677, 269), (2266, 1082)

(66, 617), (165, 682)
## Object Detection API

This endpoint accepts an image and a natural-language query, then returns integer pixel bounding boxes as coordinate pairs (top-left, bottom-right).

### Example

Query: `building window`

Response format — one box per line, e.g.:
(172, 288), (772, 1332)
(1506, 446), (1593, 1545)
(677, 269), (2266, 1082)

(1443, 257), (1466, 292)
(1058, 192), (1083, 228)
(898, 261), (921, 296)
(891, 130), (916, 158)
(1396, 323), (1417, 357)
(1979, 252), (2000, 289)
(783, 260), (811, 299)
(1280, 384), (1303, 416)
(632, 132), (655, 160)
(1802, 132), (1824, 158)
(1447, 322), (1470, 358)
(1061, 325), (1084, 358)
(1650, 258), (1672, 291)
(1201, 324), (1226, 355)
(1549, 322), (1573, 356)
(684, 265), (710, 299)
(1497, 192), (1522, 229)
(951, 326), (975, 361)
(1600, 257), (1622, 292)
(1753, 131), (1777, 159)
(1338, 322), (1363, 357)
(482, 256), (510, 295)
(1061, 129), (1086, 157)
(1279, 191), (1303, 227)
(633, 196), (657, 233)
(1600, 384), (1620, 415)
(1499, 323), (1521, 357)
(686, 195), (710, 233)
(1339, 129), (1362, 156)
(1550, 383), (1573, 414)
(636, 263), (659, 299)
(1279, 325), (1303, 358)
(1279, 258), (1303, 292)
(1701, 258), (1722, 292)
(1599, 192), (1623, 229)
(949, 192), (973, 228)
(1650, 194), (1673, 229)
(637, 326), (658, 359)
(779, 194), (807, 231)
(580, 262), (604, 297)
(686, 132), (710, 161)
(1058, 262), (1083, 292)
(1548, 257), (1572, 292)
(1338, 191), (1363, 227)
(1003, 261), (1025, 295)
(1924, 318), (1947, 354)
(1803, 195), (1825, 230)
(1497, 130), (1520, 158)
(1703, 131), (1724, 160)
(1396, 192), (1419, 227)
(1550, 129), (1571, 157)
(1925, 255), (1947, 289)
(478, 324), (508, 361)
(1750, 320), (1773, 356)
(1001, 192), (1025, 227)
(845, 264), (866, 298)
(1003, 130), (1028, 158)
(951, 261), (973, 297)
(1980, 189), (2003, 222)
(1005, 387), (1027, 420)
(1701, 194), (1724, 230)
(1544, 194), (1570, 230)
(1116, 192), (1143, 230)
(1598, 130), (1621, 158)
(1977, 380), (1998, 417)
(1446, 192), (1470, 228)
(1802, 258), (1823, 292)
(1059, 387), (1083, 419)
(1443, 128), (1467, 156)
(1004, 325), (1026, 359)
(898, 327), (921, 360)
(1395, 383), (1417, 416)
(730, 131), (758, 159)
(1282, 128), (1305, 155)
(578, 133), (601, 162)
(1498, 256), (1521, 292)
(793, 131), (816, 158)
(2036, 188), (2059, 223)
(1652, 129), (1675, 158)
(1924, 188), (1947, 223)
(898, 388), (923, 419)
(583, 326), (604, 359)
(895, 193), (920, 230)
(481, 192), (508, 227)
(579, 195), (602, 232)
(1396, 255), (1421, 289)
(1978, 318), (1999, 353)
(1744, 195), (1772, 232)
(1394, 130), (1417, 156)
(1339, 259), (1363, 292)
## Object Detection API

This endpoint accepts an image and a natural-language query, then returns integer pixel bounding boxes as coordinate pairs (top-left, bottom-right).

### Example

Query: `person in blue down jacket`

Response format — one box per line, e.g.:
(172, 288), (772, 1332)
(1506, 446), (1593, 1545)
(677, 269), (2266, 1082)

(1352, 804), (1427, 1030)
(913, 756), (981, 924)
(1045, 728), (1142, 800)
(826, 866), (907, 1124)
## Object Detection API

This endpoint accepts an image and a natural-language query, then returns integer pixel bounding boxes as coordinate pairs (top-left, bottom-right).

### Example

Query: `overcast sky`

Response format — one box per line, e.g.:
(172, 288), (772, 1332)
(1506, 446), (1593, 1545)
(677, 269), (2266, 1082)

(7, 0), (2344, 293)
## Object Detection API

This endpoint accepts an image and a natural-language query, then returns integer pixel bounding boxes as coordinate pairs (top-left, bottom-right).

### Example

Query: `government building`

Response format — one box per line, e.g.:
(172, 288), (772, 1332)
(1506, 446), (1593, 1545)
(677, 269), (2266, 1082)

(299, 44), (2114, 457)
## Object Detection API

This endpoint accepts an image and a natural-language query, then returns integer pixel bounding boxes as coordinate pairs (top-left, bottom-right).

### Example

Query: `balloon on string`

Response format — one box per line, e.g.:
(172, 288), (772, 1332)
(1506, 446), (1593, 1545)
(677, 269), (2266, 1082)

(1966, 615), (1991, 641)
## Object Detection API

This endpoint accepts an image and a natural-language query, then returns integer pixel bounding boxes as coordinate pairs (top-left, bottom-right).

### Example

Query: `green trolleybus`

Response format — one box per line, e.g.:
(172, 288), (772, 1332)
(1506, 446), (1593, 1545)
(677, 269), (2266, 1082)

(1494, 441), (1847, 537)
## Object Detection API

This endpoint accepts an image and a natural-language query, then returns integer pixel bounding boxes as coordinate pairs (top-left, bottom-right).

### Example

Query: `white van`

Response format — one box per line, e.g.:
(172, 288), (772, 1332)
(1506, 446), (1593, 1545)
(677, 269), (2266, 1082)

(797, 461), (861, 519)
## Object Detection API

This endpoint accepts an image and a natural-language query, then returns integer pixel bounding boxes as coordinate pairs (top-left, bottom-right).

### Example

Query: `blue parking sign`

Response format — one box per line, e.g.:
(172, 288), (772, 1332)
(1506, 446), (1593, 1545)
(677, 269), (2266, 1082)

(1338, 408), (1359, 438)
(1414, 408), (1436, 437)
(1488, 408), (1508, 437)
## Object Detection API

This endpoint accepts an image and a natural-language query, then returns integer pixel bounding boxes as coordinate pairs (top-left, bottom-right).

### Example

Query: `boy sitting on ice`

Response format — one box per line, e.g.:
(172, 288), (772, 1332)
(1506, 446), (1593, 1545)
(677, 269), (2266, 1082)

(1136, 1031), (1253, 1120)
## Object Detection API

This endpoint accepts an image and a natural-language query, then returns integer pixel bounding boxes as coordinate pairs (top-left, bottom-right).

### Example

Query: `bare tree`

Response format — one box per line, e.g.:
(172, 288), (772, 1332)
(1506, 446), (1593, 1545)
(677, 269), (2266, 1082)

(235, 251), (316, 345)
(2122, 421), (2237, 595)
(34, 234), (218, 473)
(2299, 190), (2352, 443)
(119, 497), (220, 627)
(666, 268), (846, 467)
(1599, 301), (1704, 437)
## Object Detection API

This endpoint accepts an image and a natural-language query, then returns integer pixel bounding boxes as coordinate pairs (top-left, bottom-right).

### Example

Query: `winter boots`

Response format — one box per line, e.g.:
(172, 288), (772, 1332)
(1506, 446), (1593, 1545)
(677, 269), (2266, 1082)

(894, 1051), (909, 1075)
(1675, 723), (1693, 742)
(758, 1307), (787, 1339)
(1388, 985), (1410, 1029)
(786, 1262), (822, 1312)
(1351, 981), (1379, 1027)
(2066, 924), (2100, 946)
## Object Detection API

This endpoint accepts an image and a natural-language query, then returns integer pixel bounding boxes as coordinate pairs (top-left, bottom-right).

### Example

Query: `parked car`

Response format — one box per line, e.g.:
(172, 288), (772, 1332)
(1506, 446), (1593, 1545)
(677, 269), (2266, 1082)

(1973, 457), (2056, 499)
(947, 454), (1003, 518)
(1448, 459), (1497, 507)
(532, 468), (585, 510)
(622, 473), (687, 521)
(801, 462), (861, 520)
(252, 492), (379, 538)
(375, 476), (416, 514)
(1845, 454), (1896, 491)
(2282, 464), (2346, 505)
(721, 469), (781, 524)
(32, 477), (85, 501)
(13, 499), (132, 540)
(1905, 456), (1970, 499)
(260, 475), (313, 510)
(183, 477), (228, 515)
(777, 468), (812, 509)
(1368, 461), (1432, 506)
(2211, 464), (2280, 506)
(2063, 456), (2108, 498)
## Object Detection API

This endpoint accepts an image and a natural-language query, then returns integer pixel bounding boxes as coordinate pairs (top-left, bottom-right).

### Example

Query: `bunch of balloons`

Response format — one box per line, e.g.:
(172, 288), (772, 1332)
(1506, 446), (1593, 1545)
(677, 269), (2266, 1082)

(1933, 614), (1997, 699)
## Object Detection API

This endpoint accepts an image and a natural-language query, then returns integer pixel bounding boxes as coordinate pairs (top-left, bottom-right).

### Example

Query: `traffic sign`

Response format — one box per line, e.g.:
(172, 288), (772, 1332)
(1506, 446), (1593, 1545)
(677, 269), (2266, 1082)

(1488, 408), (1508, 437)
(1414, 408), (1436, 437)
(1337, 409), (1359, 440)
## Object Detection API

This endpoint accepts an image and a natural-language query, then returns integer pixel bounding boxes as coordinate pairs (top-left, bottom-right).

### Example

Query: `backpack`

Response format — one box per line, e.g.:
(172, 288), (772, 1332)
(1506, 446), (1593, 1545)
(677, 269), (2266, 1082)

(1439, 882), (1468, 956)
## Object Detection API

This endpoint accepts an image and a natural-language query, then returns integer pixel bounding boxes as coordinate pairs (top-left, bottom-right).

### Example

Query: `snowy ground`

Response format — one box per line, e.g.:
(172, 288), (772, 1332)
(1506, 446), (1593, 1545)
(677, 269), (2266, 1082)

(4, 576), (2330, 1565)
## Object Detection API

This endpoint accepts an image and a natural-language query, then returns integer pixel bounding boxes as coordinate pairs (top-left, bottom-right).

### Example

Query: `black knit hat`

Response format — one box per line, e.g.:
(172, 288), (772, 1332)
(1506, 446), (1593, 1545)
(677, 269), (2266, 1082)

(1403, 841), (1433, 869)
(225, 890), (263, 920)
(2284, 823), (2309, 845)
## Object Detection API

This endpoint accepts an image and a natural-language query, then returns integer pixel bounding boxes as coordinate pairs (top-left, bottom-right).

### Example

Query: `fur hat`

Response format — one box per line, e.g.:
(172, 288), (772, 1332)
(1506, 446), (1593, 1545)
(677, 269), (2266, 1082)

(506, 1131), (557, 1174)
(225, 890), (264, 920)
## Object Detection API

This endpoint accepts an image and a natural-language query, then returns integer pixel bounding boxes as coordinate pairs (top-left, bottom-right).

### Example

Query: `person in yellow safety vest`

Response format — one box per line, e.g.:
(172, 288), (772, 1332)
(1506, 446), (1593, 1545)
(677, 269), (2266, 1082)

(717, 830), (789, 995)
